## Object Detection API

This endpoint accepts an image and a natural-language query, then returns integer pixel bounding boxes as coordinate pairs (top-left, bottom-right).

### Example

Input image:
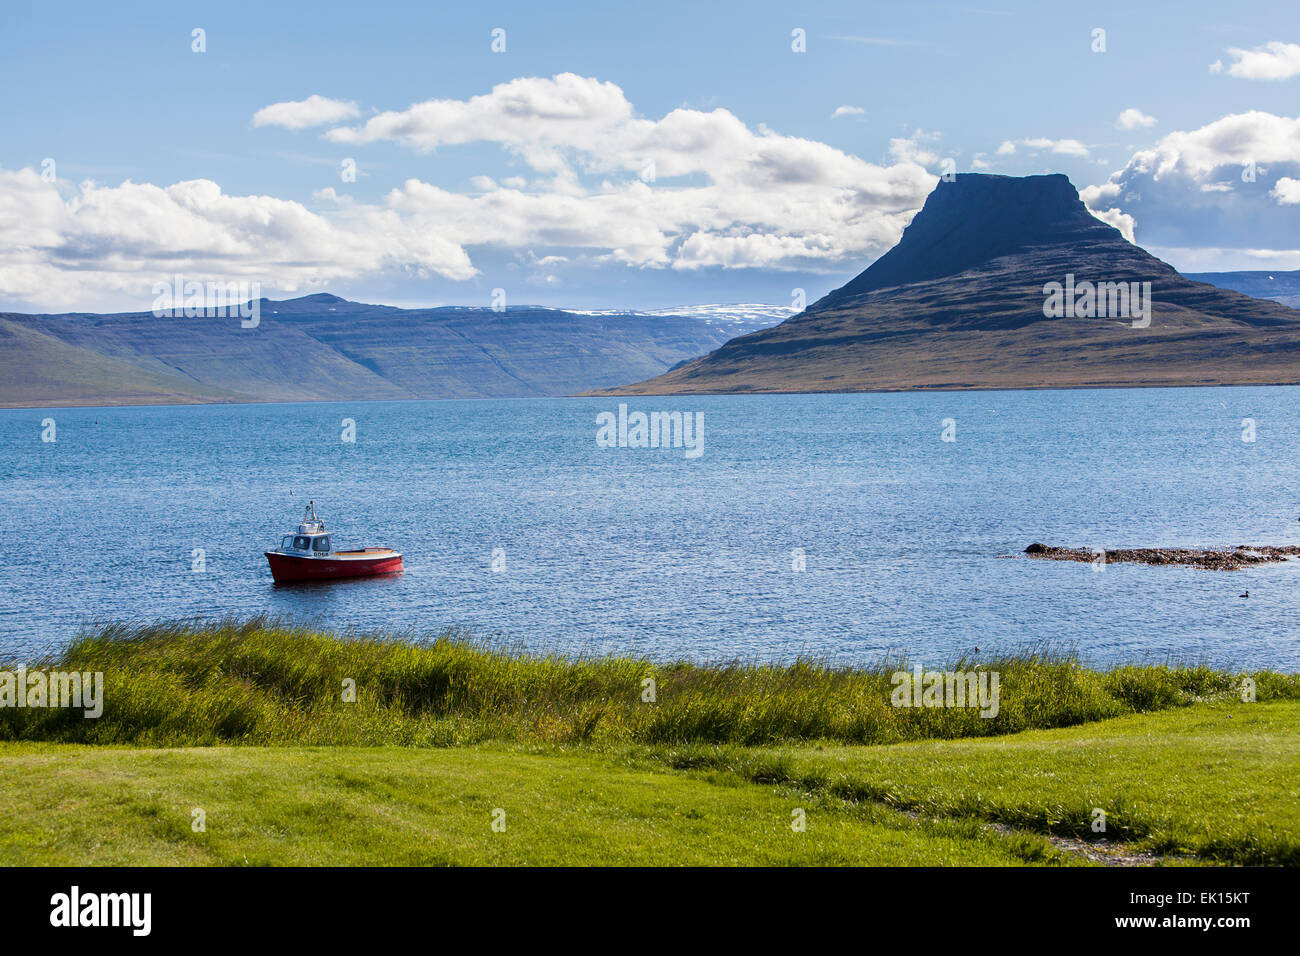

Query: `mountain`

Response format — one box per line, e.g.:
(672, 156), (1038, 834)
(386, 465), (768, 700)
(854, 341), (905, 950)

(0, 294), (780, 407)
(1185, 271), (1300, 309)
(598, 173), (1300, 395)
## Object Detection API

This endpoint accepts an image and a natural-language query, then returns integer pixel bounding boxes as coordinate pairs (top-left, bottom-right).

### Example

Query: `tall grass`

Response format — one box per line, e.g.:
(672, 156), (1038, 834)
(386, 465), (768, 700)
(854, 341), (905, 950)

(2, 616), (1294, 747)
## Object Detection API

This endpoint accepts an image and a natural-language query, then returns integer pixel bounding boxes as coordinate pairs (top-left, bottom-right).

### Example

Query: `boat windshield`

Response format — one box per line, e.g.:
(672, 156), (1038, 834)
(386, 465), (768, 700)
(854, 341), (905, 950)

(280, 535), (294, 551)
(312, 536), (331, 552)
(293, 536), (312, 550)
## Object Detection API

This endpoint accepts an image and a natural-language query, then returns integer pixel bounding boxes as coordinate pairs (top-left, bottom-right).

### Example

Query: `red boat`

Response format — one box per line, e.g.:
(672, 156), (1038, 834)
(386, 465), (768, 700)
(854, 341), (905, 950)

(264, 502), (403, 583)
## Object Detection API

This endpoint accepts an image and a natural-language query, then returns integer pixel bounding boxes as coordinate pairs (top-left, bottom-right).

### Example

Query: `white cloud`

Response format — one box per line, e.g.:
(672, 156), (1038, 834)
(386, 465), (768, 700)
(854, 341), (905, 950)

(319, 74), (934, 203)
(1020, 137), (1090, 157)
(1146, 245), (1300, 272)
(1115, 108), (1157, 130)
(1116, 110), (1300, 178)
(994, 137), (1089, 158)
(887, 130), (944, 167)
(1078, 182), (1137, 242)
(1090, 207), (1137, 243)
(0, 168), (473, 308)
(309, 74), (937, 269)
(1211, 41), (1300, 81)
(1082, 110), (1300, 265)
(831, 105), (865, 119)
(1272, 176), (1300, 204)
(252, 95), (361, 130)
(1, 75), (943, 309)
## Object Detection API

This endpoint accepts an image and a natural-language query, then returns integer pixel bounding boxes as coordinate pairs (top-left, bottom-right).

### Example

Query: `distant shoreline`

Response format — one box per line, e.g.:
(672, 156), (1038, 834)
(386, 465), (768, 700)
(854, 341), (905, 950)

(9, 378), (1300, 411)
(581, 378), (1300, 398)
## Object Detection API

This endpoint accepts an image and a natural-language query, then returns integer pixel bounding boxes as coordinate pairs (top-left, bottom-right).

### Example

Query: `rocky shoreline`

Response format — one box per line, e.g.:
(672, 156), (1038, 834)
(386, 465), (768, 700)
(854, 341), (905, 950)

(1023, 542), (1300, 571)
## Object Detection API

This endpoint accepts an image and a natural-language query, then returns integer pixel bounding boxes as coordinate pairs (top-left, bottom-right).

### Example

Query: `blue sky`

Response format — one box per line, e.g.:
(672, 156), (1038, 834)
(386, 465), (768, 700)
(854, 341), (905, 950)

(2, 0), (1298, 312)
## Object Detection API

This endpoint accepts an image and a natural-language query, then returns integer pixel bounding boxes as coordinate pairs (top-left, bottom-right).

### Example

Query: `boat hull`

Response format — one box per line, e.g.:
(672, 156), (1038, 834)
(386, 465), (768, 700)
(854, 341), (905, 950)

(264, 550), (403, 583)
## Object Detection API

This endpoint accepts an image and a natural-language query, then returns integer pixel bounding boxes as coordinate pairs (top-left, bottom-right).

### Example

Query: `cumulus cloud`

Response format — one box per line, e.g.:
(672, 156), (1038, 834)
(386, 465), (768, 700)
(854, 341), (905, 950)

(0, 168), (473, 308)
(1115, 108), (1157, 130)
(1114, 110), (1300, 178)
(887, 130), (944, 167)
(1210, 41), (1300, 81)
(1139, 246), (1300, 271)
(993, 137), (1089, 158)
(1, 74), (941, 309)
(1020, 137), (1090, 157)
(831, 105), (865, 119)
(303, 74), (936, 268)
(1081, 110), (1300, 266)
(252, 95), (361, 130)
(1078, 184), (1137, 243)
(1272, 176), (1300, 204)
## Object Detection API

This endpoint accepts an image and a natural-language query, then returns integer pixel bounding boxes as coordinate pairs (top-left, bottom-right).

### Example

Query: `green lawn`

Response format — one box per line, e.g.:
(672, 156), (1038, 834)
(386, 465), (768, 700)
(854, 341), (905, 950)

(0, 743), (1064, 866)
(654, 700), (1300, 865)
(2, 700), (1296, 866)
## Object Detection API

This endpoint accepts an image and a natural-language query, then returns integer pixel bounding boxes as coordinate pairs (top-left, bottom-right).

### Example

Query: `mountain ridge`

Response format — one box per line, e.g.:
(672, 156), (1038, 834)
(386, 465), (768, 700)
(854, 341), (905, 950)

(0, 297), (780, 407)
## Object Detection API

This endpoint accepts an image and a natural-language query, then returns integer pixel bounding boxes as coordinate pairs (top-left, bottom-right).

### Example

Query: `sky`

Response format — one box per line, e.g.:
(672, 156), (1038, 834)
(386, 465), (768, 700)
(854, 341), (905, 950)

(2, 0), (1298, 312)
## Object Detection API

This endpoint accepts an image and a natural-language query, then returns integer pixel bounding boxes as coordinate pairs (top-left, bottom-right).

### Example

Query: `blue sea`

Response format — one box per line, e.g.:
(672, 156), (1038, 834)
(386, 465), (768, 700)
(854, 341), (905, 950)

(2, 388), (1299, 668)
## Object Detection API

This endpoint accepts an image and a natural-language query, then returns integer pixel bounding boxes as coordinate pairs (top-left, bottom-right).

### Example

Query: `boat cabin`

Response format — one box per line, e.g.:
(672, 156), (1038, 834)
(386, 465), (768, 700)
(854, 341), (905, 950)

(278, 503), (331, 555)
(281, 532), (330, 554)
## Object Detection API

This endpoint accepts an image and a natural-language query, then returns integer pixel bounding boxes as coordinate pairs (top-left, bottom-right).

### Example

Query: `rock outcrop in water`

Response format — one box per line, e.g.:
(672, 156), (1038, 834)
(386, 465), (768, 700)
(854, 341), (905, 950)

(598, 173), (1300, 394)
(1023, 543), (1300, 571)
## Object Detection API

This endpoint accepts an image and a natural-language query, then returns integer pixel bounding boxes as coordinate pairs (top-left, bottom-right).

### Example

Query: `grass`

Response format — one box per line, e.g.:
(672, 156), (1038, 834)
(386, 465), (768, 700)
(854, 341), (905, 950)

(0, 743), (1071, 866)
(3, 617), (1294, 748)
(641, 700), (1300, 866)
(1, 618), (1296, 866)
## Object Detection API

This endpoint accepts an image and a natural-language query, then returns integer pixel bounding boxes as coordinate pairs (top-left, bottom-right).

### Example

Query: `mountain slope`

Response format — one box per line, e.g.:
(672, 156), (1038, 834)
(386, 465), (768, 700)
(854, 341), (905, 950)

(0, 317), (250, 407)
(599, 174), (1300, 394)
(0, 294), (772, 407)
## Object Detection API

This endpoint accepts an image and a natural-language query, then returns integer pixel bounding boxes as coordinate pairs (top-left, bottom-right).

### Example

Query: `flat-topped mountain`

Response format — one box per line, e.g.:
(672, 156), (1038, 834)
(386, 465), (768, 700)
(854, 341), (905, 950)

(828, 173), (1121, 301)
(0, 296), (777, 407)
(599, 174), (1300, 394)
